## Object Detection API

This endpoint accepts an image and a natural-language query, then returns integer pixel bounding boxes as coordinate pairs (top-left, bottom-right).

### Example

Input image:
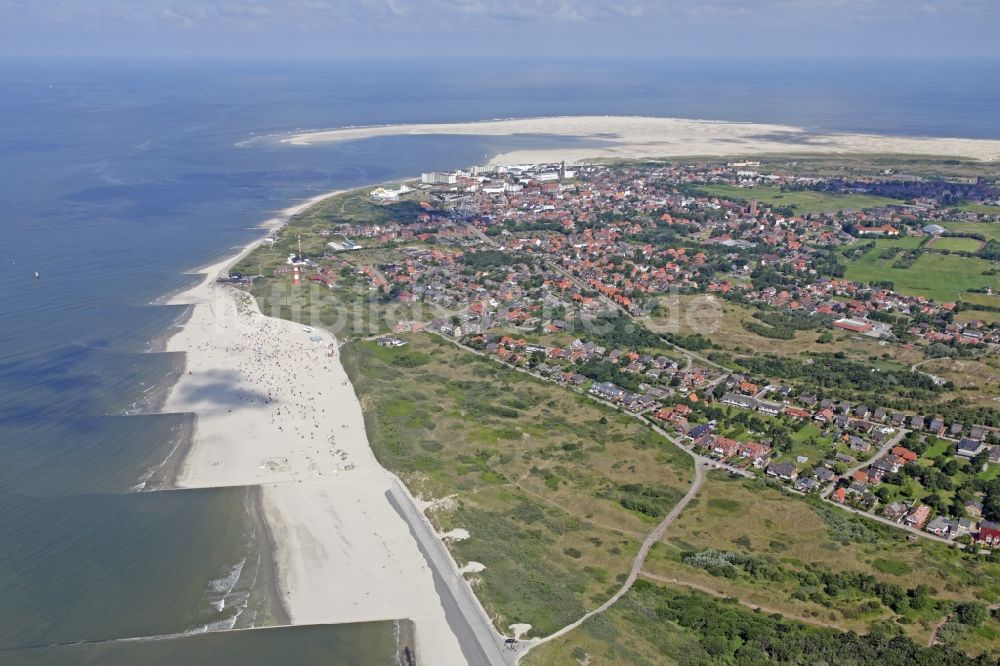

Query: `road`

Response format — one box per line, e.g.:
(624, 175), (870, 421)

(820, 427), (908, 498)
(373, 333), (730, 664)
(826, 498), (962, 547)
(462, 222), (623, 314)
(418, 334), (741, 662)
(386, 480), (516, 666)
(644, 417), (755, 478)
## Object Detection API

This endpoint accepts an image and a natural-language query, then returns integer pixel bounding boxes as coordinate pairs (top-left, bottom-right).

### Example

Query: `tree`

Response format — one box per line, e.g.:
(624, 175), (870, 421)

(908, 584), (932, 611)
(955, 601), (989, 627)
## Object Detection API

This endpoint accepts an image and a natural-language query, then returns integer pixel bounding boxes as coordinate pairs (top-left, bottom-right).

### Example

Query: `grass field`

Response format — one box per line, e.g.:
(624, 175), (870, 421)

(961, 291), (1000, 308)
(957, 204), (1000, 217)
(519, 581), (725, 665)
(865, 235), (927, 250)
(294, 186), (425, 230)
(930, 236), (985, 253)
(645, 295), (922, 364)
(525, 562), (1000, 664)
(922, 357), (1000, 408)
(957, 309), (1000, 325)
(341, 335), (694, 637)
(641, 473), (1000, 651)
(941, 221), (1000, 241)
(845, 247), (999, 305)
(697, 183), (899, 213)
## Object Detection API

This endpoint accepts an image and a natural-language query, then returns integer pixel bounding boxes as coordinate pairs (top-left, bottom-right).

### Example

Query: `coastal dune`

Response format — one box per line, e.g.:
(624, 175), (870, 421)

(158, 194), (468, 665)
(282, 115), (1000, 163)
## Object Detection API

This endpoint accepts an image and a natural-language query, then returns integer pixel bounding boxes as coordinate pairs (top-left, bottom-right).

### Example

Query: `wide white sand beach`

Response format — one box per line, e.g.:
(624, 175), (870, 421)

(283, 115), (1000, 164)
(159, 193), (468, 664)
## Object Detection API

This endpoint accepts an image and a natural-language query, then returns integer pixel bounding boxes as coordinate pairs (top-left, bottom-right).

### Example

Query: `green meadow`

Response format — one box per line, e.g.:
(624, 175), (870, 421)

(941, 221), (1000, 242)
(698, 183), (899, 213)
(341, 335), (693, 637)
(845, 243), (998, 305)
(930, 236), (984, 253)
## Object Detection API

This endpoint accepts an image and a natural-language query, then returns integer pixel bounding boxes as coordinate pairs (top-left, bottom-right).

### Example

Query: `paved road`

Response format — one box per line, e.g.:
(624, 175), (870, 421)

(821, 427), (908, 498)
(643, 417), (755, 479)
(385, 481), (516, 666)
(827, 498), (962, 547)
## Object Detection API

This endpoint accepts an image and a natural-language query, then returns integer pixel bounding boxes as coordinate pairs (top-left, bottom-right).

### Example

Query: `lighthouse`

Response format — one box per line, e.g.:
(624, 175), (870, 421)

(292, 265), (301, 286)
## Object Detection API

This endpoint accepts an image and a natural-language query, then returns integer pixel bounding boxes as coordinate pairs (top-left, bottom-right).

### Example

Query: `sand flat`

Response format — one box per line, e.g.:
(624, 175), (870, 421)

(283, 115), (1000, 163)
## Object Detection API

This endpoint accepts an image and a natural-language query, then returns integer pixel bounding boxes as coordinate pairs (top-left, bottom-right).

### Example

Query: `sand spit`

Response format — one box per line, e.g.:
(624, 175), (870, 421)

(157, 191), (466, 664)
(283, 115), (1000, 164)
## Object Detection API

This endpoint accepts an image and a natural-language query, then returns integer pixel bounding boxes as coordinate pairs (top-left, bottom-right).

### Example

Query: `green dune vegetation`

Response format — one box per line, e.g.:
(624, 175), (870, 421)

(522, 578), (996, 666)
(341, 334), (694, 637)
(647, 475), (1000, 647)
(525, 473), (1000, 663)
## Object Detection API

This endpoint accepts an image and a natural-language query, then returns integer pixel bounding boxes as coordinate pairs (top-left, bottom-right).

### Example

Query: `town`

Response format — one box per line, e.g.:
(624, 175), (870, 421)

(235, 159), (1000, 549)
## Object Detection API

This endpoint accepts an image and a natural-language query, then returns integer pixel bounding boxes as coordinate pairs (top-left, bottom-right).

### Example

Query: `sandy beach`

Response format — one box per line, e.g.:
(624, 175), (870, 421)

(282, 115), (1000, 164)
(159, 192), (468, 664)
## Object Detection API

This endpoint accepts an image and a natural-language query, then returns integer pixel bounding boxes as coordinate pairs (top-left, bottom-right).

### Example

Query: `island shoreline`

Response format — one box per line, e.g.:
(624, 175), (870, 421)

(150, 181), (472, 665)
(279, 115), (1000, 163)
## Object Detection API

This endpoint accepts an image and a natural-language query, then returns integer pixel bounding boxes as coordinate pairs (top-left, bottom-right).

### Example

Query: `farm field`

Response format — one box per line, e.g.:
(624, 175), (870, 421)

(942, 221), (1000, 241)
(929, 236), (985, 253)
(956, 204), (1000, 217)
(845, 247), (998, 305)
(341, 334), (694, 637)
(697, 183), (900, 213)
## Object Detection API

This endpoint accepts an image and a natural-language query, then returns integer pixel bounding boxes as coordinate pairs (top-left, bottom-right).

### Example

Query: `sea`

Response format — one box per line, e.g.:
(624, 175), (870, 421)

(0, 56), (997, 663)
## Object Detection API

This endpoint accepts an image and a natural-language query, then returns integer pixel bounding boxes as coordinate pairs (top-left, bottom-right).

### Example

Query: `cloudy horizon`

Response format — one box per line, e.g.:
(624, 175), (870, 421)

(1, 0), (998, 60)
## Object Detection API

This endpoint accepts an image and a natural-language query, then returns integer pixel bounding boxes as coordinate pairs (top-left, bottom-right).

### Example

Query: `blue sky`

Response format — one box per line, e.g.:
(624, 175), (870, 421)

(1, 0), (997, 59)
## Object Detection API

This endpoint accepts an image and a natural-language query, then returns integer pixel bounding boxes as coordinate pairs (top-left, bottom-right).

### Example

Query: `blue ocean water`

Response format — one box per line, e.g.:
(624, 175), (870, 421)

(0, 56), (997, 659)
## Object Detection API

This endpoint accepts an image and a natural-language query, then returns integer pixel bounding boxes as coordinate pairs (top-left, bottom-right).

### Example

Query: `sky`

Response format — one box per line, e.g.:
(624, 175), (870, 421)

(0, 0), (998, 60)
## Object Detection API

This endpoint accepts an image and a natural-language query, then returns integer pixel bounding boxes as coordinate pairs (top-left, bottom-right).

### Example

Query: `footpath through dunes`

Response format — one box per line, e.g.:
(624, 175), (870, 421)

(147, 199), (513, 665)
(339, 334), (701, 662)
